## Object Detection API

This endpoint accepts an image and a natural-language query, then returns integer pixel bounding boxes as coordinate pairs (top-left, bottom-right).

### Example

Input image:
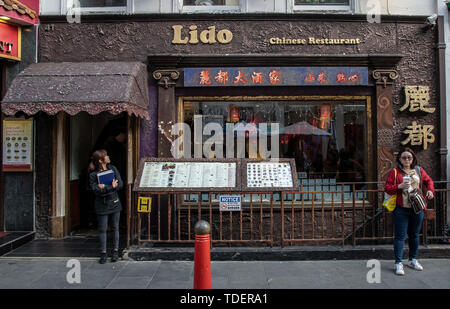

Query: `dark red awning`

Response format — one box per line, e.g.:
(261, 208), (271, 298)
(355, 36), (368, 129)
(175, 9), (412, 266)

(1, 62), (150, 119)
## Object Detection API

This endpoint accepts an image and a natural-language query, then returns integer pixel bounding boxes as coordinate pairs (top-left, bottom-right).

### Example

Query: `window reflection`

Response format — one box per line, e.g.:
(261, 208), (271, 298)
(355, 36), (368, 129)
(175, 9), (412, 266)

(183, 100), (367, 186)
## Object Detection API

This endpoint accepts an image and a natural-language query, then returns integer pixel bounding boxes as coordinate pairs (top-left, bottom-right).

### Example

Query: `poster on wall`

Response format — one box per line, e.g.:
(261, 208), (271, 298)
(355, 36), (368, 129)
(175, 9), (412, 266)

(2, 118), (33, 172)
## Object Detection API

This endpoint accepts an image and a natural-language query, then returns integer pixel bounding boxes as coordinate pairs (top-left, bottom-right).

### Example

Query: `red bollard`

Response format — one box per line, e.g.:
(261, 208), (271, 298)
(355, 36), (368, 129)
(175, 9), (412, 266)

(194, 220), (211, 289)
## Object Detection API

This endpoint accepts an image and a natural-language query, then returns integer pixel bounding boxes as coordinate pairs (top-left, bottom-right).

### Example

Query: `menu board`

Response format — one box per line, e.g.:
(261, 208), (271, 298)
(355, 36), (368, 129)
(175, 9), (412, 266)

(246, 162), (294, 188)
(138, 162), (237, 189)
(2, 118), (33, 172)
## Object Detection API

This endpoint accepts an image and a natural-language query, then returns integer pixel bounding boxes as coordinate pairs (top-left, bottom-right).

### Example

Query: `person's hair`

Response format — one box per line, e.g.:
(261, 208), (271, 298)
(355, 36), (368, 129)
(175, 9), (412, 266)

(88, 149), (108, 173)
(396, 147), (418, 169)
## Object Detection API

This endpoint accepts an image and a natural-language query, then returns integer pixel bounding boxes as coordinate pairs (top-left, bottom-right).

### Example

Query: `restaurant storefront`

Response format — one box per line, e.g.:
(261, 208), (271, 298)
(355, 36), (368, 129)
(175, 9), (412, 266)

(2, 13), (446, 247)
(0, 0), (39, 245)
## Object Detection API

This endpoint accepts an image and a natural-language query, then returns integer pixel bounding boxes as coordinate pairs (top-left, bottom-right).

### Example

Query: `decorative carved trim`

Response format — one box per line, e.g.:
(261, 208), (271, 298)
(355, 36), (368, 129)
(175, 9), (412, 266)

(1, 102), (150, 120)
(0, 0), (37, 19)
(377, 129), (394, 147)
(372, 70), (399, 88)
(153, 69), (180, 89)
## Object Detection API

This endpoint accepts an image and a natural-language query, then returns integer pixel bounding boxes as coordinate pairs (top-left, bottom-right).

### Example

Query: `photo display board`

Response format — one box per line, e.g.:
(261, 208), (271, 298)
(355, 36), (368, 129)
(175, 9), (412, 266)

(242, 159), (298, 191)
(2, 118), (33, 172)
(133, 158), (241, 192)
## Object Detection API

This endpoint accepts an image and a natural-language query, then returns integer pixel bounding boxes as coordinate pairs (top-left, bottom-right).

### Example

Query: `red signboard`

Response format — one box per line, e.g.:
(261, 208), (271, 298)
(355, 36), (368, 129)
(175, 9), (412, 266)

(0, 21), (20, 61)
(0, 0), (39, 25)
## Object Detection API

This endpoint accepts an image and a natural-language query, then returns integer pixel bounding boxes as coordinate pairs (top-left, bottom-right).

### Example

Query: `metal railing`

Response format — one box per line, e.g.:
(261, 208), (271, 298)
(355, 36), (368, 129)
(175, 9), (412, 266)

(128, 181), (449, 248)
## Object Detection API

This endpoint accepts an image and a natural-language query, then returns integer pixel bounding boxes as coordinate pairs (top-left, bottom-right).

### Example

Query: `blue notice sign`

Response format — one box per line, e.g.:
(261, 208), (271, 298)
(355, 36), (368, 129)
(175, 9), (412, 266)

(219, 195), (242, 211)
(184, 67), (368, 87)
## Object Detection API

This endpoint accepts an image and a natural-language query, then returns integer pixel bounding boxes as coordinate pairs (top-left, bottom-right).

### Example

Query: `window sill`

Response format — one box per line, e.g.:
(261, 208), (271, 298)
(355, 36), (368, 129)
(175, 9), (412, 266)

(181, 5), (241, 13)
(74, 7), (128, 14)
(293, 5), (352, 13)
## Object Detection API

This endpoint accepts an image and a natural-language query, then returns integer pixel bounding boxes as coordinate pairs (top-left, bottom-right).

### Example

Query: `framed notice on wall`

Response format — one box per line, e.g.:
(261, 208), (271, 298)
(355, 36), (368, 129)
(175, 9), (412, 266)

(2, 118), (33, 172)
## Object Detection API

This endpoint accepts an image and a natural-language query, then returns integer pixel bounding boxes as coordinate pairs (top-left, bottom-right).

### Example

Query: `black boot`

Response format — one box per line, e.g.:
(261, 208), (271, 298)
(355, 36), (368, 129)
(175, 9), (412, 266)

(111, 250), (119, 262)
(99, 252), (107, 264)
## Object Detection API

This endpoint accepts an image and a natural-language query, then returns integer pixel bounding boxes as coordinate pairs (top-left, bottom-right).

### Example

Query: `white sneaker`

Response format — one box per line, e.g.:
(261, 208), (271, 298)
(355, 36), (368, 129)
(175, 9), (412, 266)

(395, 263), (405, 275)
(408, 259), (423, 271)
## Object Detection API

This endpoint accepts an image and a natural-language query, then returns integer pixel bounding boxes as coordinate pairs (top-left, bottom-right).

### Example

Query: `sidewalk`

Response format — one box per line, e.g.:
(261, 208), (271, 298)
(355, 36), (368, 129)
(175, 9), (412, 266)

(0, 258), (449, 289)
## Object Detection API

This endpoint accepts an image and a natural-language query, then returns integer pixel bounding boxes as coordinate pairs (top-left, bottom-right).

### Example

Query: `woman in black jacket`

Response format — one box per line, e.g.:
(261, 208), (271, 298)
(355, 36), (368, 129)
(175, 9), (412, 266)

(88, 149), (123, 264)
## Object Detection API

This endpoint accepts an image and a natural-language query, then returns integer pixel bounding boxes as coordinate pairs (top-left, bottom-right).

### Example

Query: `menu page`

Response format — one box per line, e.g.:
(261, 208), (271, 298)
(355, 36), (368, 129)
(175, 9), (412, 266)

(139, 162), (237, 188)
(247, 162), (293, 188)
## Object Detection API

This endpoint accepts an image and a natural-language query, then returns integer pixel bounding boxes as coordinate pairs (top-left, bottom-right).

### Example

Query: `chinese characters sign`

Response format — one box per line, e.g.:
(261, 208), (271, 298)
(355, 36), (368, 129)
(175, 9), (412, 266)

(401, 121), (435, 151)
(184, 67), (368, 87)
(401, 86), (435, 113)
(401, 86), (436, 150)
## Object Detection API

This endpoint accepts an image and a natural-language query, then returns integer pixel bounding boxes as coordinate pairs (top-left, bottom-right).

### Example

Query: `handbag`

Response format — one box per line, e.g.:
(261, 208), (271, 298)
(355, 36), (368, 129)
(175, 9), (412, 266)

(408, 188), (426, 214)
(383, 168), (397, 212)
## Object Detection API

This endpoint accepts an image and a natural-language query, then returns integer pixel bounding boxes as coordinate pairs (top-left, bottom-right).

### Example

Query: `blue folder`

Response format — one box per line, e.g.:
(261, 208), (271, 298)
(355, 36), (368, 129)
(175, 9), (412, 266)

(97, 170), (115, 185)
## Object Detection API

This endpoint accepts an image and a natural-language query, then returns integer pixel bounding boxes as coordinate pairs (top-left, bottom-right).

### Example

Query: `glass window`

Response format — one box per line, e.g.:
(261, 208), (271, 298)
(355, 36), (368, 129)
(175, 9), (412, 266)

(183, 100), (367, 184)
(184, 0), (238, 5)
(294, 0), (349, 4)
(77, 0), (126, 7)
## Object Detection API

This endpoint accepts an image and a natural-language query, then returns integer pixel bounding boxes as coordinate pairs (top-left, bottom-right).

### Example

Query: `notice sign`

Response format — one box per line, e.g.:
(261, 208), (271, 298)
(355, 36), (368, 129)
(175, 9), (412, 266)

(2, 118), (33, 172)
(219, 195), (241, 211)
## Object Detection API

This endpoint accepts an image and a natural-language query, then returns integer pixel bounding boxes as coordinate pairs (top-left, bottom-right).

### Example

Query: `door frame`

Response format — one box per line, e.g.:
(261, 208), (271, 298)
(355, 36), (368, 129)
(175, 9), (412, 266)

(52, 112), (139, 238)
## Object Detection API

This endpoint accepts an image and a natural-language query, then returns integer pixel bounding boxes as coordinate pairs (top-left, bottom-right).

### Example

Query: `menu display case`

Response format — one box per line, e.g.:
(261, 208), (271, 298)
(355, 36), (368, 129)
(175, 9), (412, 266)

(242, 158), (298, 191)
(133, 158), (298, 192)
(133, 158), (241, 192)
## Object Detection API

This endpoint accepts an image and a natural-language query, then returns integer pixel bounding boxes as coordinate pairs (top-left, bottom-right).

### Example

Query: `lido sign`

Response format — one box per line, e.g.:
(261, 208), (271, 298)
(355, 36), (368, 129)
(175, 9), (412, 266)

(172, 25), (233, 44)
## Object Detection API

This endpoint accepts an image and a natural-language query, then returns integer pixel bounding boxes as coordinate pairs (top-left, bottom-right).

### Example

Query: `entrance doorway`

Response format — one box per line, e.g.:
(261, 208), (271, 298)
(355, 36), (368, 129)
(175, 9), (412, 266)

(69, 112), (128, 236)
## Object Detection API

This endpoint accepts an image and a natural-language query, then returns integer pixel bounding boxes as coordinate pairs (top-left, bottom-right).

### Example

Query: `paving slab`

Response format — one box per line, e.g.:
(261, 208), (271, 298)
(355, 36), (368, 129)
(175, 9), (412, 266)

(106, 276), (152, 289)
(0, 258), (449, 290)
(116, 261), (160, 277)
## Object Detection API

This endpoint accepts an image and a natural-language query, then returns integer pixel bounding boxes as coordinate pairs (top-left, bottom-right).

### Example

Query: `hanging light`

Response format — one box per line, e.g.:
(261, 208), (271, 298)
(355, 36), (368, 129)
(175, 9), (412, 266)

(319, 104), (331, 130)
(229, 105), (239, 123)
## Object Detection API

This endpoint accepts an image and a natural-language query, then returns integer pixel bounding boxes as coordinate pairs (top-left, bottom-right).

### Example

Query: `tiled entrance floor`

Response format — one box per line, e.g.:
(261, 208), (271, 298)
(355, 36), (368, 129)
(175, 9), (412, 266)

(1, 233), (127, 258)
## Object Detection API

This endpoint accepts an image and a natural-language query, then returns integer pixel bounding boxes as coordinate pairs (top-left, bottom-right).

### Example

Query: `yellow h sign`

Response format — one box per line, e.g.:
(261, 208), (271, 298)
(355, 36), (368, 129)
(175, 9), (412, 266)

(138, 197), (152, 213)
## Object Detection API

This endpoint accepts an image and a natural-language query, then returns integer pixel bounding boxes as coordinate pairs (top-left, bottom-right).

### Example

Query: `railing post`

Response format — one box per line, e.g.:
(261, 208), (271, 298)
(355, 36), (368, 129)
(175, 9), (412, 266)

(352, 183), (356, 247)
(281, 192), (284, 247)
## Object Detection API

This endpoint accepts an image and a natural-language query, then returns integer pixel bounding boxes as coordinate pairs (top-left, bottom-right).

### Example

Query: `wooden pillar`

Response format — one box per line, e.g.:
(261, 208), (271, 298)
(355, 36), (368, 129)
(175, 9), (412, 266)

(51, 112), (69, 238)
(153, 69), (180, 158)
(372, 69), (399, 182)
(152, 69), (180, 240)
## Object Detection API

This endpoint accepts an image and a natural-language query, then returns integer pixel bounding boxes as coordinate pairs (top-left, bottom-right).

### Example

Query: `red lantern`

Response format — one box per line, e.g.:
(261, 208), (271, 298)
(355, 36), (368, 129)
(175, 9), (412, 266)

(319, 104), (331, 130)
(229, 105), (239, 123)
